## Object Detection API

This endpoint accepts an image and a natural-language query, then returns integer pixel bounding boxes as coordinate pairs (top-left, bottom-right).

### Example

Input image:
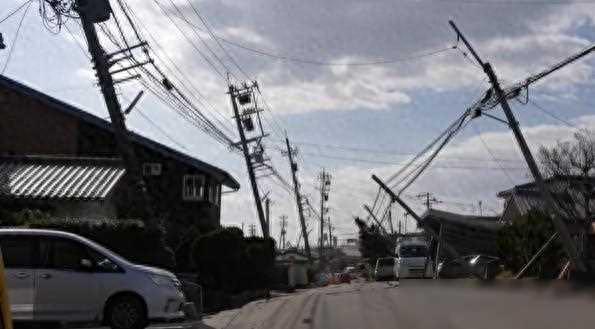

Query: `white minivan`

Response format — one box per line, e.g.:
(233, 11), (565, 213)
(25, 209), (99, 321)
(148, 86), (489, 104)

(394, 240), (433, 279)
(0, 229), (185, 329)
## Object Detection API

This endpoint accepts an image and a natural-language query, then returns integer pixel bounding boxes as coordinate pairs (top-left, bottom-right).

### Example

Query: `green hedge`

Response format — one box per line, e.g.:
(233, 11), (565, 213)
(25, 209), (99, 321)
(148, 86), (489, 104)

(192, 227), (275, 293)
(1, 211), (175, 269)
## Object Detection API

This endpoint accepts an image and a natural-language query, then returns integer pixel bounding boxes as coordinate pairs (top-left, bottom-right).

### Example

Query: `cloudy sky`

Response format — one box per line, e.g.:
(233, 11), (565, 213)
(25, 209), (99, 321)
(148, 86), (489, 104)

(1, 0), (594, 245)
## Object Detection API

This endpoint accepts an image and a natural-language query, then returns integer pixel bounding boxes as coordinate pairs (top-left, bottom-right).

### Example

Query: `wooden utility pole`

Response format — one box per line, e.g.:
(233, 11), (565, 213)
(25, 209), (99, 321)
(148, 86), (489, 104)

(318, 169), (331, 261)
(283, 137), (312, 261)
(327, 218), (333, 249)
(229, 84), (269, 238)
(76, 1), (154, 221)
(279, 215), (288, 250)
(265, 197), (271, 236)
(449, 20), (587, 273)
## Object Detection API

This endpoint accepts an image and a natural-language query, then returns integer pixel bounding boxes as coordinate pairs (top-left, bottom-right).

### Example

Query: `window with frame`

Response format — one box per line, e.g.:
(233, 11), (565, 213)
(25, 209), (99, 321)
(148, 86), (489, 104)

(39, 238), (89, 271)
(183, 175), (205, 201)
(0, 236), (36, 268)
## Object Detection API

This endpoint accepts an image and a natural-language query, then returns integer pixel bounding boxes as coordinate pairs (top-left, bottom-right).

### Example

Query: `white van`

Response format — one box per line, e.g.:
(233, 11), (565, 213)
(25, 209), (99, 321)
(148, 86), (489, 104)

(0, 229), (185, 329)
(394, 240), (433, 279)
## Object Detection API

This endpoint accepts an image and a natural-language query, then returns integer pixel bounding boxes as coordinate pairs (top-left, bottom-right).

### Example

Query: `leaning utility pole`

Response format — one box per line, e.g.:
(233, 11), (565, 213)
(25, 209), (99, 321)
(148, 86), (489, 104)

(75, 1), (154, 221)
(449, 20), (588, 273)
(228, 82), (269, 238)
(283, 137), (312, 261)
(318, 169), (331, 261)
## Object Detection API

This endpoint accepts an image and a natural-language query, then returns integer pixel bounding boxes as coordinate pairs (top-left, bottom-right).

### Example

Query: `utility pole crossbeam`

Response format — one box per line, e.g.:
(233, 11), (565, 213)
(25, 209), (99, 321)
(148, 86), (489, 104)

(75, 1), (155, 222)
(228, 83), (269, 238)
(449, 20), (588, 273)
(283, 137), (312, 262)
(371, 175), (459, 258)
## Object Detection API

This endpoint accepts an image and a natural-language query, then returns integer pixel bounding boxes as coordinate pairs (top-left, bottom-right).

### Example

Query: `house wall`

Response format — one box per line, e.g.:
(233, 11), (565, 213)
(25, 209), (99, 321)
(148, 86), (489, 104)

(0, 87), (79, 155)
(0, 84), (222, 230)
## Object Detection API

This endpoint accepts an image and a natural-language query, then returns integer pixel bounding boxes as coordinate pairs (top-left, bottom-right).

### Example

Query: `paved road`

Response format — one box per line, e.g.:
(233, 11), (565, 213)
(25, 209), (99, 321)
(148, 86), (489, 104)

(201, 280), (595, 329)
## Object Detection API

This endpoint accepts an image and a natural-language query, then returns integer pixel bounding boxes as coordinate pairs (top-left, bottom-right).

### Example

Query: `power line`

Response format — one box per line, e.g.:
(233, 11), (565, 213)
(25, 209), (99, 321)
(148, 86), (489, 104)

(117, 1), (237, 136)
(151, 0), (226, 80)
(472, 125), (517, 185)
(1, 1), (31, 74)
(278, 140), (523, 162)
(161, 5), (458, 67)
(300, 151), (527, 170)
(527, 99), (577, 128)
(0, 0), (31, 24)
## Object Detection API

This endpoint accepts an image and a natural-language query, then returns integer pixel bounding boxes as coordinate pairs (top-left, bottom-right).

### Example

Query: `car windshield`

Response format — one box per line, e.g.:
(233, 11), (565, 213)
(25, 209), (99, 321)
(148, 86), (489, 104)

(400, 245), (428, 258)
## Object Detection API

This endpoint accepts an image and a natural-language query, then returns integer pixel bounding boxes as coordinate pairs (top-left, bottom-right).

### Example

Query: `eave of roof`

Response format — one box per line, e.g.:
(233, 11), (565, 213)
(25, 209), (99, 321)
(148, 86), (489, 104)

(0, 75), (240, 190)
(421, 208), (503, 231)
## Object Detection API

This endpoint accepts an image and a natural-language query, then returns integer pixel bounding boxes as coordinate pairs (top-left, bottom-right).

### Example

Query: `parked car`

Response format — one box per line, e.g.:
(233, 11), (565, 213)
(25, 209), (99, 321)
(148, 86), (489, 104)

(394, 241), (433, 279)
(437, 254), (501, 280)
(374, 257), (395, 281)
(0, 229), (185, 329)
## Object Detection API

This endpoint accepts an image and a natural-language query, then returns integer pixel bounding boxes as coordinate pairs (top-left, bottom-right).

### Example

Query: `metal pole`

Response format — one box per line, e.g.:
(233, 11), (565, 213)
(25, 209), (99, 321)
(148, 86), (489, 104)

(449, 20), (587, 273)
(285, 137), (312, 261)
(515, 232), (559, 279)
(229, 85), (268, 238)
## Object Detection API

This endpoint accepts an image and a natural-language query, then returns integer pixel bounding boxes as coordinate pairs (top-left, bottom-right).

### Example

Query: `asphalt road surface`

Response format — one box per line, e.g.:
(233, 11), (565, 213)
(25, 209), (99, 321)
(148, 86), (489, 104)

(201, 279), (595, 329)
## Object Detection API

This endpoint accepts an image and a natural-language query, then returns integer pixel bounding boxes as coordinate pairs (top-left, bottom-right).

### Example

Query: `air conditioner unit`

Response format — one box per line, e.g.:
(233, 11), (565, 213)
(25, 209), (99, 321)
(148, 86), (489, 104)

(143, 163), (162, 176)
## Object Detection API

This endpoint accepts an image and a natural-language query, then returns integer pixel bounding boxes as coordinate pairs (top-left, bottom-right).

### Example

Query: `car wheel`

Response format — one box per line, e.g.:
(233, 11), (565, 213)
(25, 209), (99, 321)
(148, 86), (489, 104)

(106, 295), (148, 329)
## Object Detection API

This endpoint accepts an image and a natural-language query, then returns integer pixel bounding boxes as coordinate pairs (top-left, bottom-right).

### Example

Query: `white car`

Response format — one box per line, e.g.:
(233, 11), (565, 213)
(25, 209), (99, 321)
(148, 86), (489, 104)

(0, 229), (185, 329)
(394, 242), (433, 279)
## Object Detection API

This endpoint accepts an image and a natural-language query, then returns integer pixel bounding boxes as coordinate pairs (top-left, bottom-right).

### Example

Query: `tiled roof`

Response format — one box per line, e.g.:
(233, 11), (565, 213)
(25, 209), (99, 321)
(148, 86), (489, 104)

(0, 156), (125, 200)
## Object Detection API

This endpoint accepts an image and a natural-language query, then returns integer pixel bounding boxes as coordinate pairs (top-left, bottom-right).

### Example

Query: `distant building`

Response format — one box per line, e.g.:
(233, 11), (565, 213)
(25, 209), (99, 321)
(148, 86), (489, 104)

(0, 75), (239, 233)
(497, 176), (595, 223)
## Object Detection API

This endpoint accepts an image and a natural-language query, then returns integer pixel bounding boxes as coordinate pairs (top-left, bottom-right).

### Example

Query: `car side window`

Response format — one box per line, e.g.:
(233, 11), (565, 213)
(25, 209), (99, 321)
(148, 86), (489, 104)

(87, 248), (122, 273)
(0, 236), (36, 269)
(39, 238), (89, 271)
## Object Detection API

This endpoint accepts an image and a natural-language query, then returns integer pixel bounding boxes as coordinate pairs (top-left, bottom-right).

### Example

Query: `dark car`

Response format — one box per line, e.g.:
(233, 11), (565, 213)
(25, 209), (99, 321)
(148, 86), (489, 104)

(437, 255), (501, 280)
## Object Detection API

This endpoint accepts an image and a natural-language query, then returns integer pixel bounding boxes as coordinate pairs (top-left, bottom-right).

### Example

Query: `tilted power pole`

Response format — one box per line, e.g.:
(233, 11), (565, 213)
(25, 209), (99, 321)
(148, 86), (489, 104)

(449, 20), (587, 273)
(75, 1), (154, 221)
(228, 83), (269, 237)
(283, 137), (312, 261)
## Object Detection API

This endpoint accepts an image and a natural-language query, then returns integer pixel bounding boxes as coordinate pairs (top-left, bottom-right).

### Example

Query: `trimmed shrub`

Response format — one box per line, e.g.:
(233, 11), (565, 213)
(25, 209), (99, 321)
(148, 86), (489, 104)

(191, 227), (276, 293)
(2, 215), (175, 269)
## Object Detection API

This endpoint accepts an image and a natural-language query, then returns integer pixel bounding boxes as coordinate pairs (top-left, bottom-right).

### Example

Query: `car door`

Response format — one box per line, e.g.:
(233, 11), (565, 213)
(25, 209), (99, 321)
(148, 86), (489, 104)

(0, 235), (37, 320)
(34, 237), (101, 321)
